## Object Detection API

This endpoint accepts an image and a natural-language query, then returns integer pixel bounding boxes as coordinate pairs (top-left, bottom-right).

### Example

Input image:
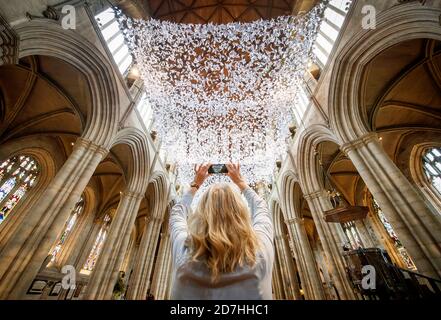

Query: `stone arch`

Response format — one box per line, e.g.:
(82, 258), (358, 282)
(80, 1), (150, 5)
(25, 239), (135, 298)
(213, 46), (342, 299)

(296, 124), (340, 194)
(110, 128), (151, 194)
(272, 201), (285, 237)
(15, 20), (120, 147)
(280, 171), (300, 220)
(147, 172), (170, 220)
(329, 3), (441, 143)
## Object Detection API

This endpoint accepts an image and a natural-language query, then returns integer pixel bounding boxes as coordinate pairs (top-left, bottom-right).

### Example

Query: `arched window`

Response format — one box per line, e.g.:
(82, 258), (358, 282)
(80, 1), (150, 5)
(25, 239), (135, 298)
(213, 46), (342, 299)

(0, 155), (39, 224)
(372, 199), (417, 270)
(342, 221), (363, 249)
(50, 196), (85, 263)
(423, 147), (441, 195)
(81, 213), (111, 275)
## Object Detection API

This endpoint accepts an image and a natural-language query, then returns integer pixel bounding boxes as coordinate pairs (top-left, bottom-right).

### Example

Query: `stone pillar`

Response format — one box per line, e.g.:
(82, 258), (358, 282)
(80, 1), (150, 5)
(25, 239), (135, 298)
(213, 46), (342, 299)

(151, 230), (172, 300)
(126, 216), (163, 300)
(273, 238), (289, 299)
(0, 138), (107, 299)
(274, 235), (301, 300)
(158, 234), (173, 300)
(304, 190), (356, 300)
(272, 250), (285, 299)
(84, 191), (144, 300)
(342, 133), (441, 278)
(121, 226), (137, 275)
(286, 218), (326, 299)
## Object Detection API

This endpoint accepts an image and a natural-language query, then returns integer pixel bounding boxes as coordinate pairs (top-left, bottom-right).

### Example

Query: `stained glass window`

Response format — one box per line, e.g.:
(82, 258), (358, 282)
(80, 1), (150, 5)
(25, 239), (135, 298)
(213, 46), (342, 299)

(372, 198), (417, 270)
(0, 155), (39, 224)
(342, 221), (363, 249)
(50, 197), (85, 263)
(81, 214), (111, 274)
(423, 147), (441, 195)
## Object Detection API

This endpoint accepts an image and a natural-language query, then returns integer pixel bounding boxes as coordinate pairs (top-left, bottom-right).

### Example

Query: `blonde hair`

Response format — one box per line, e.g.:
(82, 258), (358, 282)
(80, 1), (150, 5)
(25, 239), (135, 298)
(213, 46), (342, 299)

(188, 183), (260, 282)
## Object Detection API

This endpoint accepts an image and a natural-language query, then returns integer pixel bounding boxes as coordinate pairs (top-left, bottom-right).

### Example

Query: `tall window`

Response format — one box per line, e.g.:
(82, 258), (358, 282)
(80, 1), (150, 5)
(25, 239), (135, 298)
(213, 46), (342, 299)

(423, 147), (441, 195)
(95, 8), (133, 75)
(0, 155), (39, 224)
(372, 199), (417, 270)
(313, 0), (352, 68)
(81, 213), (111, 275)
(136, 92), (154, 129)
(294, 0), (352, 124)
(50, 197), (85, 263)
(292, 85), (310, 126)
(342, 221), (363, 249)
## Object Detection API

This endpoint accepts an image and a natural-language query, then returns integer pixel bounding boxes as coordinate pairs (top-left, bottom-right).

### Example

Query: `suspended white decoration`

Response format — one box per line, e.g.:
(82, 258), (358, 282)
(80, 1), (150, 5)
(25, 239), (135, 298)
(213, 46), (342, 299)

(116, 2), (327, 188)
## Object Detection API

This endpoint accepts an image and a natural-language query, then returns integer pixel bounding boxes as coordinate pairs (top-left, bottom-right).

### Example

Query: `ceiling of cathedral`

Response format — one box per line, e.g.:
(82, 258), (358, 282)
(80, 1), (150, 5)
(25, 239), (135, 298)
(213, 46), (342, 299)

(117, 0), (319, 23)
(144, 0), (297, 23)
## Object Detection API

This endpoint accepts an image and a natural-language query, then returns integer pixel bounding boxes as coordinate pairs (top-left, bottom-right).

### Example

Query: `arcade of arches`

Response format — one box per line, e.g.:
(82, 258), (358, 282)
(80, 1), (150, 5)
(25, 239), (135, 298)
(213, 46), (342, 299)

(0, 0), (440, 300)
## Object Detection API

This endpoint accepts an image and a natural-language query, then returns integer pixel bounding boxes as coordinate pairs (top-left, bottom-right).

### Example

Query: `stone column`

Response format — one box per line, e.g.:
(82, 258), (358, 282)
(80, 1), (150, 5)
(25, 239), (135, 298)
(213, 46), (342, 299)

(283, 221), (312, 299)
(342, 133), (441, 278)
(0, 138), (107, 299)
(121, 226), (137, 275)
(274, 235), (301, 300)
(273, 238), (289, 299)
(304, 190), (356, 300)
(151, 230), (172, 300)
(84, 191), (144, 300)
(272, 250), (285, 299)
(126, 216), (163, 300)
(286, 218), (326, 299)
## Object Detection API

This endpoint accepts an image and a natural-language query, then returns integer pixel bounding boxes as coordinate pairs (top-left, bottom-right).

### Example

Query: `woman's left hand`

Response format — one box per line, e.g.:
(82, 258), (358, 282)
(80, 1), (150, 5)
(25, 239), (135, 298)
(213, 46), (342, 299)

(192, 163), (211, 188)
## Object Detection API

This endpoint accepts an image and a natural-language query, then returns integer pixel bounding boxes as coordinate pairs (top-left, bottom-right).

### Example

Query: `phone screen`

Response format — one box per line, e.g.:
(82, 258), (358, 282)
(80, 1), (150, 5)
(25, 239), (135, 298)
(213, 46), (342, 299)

(208, 164), (228, 174)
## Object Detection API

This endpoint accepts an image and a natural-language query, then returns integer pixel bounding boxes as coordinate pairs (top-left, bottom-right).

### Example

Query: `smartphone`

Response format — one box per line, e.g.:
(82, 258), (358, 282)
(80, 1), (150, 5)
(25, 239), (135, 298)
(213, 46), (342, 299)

(208, 164), (228, 174)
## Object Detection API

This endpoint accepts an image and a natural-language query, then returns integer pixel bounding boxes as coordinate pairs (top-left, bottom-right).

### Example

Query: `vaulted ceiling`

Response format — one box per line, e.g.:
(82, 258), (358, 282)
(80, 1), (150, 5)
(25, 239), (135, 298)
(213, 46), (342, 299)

(146, 0), (297, 23)
(117, 0), (320, 23)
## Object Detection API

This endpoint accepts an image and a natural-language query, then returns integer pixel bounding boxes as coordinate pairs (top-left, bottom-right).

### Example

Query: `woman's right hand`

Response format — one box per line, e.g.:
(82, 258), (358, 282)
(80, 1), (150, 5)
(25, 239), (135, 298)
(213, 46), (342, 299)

(226, 163), (248, 191)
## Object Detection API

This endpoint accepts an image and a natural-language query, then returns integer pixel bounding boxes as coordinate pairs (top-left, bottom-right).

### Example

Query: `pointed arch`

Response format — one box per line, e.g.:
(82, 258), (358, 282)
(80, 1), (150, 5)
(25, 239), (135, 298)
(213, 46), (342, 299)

(110, 127), (151, 194)
(147, 172), (170, 220)
(329, 3), (441, 143)
(15, 20), (120, 147)
(296, 124), (340, 194)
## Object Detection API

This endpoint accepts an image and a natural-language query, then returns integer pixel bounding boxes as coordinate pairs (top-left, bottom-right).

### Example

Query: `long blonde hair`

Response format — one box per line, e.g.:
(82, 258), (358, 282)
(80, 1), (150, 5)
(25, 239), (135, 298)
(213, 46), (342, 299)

(187, 183), (260, 282)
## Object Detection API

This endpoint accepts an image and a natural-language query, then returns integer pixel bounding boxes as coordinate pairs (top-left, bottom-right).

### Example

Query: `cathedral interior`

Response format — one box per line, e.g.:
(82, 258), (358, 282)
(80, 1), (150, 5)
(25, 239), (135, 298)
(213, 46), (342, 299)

(0, 0), (440, 300)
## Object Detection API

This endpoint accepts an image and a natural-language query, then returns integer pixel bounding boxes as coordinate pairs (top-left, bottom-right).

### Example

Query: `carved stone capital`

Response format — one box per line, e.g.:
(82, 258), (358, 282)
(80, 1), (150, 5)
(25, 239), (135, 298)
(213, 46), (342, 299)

(340, 132), (379, 155)
(121, 190), (144, 200)
(74, 137), (109, 157)
(286, 217), (304, 225)
(303, 189), (328, 201)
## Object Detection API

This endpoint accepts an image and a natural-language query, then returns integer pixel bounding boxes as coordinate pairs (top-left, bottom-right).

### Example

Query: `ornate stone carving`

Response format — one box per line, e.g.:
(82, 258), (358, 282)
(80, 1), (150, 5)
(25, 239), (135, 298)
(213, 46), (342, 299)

(25, 5), (62, 23)
(0, 14), (18, 66)
(42, 6), (60, 21)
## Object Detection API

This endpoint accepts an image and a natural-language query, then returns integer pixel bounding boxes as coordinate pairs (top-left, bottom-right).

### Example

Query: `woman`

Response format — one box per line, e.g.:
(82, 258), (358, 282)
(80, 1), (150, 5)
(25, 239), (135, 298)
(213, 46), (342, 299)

(169, 163), (274, 300)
